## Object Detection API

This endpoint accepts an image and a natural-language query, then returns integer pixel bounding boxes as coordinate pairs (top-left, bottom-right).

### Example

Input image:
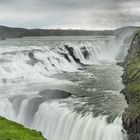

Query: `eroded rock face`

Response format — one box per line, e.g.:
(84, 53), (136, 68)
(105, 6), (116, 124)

(64, 45), (81, 64)
(122, 33), (140, 140)
(81, 46), (89, 59)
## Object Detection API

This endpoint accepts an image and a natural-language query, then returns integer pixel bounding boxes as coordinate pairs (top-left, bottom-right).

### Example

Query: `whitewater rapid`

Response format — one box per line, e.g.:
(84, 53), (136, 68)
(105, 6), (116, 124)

(0, 34), (134, 140)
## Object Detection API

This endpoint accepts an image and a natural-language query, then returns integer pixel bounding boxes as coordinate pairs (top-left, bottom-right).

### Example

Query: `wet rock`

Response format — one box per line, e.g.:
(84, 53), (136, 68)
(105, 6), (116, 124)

(39, 89), (72, 99)
(64, 45), (82, 64)
(77, 67), (86, 70)
(81, 46), (89, 59)
(123, 112), (140, 140)
(116, 61), (123, 66)
(60, 53), (71, 62)
(27, 52), (41, 65)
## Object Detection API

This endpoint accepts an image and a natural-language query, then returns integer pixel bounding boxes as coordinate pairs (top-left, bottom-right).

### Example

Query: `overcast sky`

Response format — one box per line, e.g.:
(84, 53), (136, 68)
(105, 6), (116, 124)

(0, 0), (140, 30)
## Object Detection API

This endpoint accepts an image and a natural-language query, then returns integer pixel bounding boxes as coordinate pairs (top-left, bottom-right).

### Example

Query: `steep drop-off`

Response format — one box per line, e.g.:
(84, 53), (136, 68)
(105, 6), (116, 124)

(122, 32), (140, 140)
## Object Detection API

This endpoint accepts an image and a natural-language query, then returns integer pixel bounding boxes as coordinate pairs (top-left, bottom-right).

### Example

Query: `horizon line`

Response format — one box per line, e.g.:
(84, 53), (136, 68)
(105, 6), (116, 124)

(0, 25), (139, 31)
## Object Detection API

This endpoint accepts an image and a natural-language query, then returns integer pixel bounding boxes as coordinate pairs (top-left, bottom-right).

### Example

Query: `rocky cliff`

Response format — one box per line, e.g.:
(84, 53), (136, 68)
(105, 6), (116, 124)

(122, 32), (140, 140)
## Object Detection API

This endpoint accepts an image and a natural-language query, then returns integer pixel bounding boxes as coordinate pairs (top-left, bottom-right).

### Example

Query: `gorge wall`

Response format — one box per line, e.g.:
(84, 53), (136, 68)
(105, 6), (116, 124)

(122, 32), (140, 140)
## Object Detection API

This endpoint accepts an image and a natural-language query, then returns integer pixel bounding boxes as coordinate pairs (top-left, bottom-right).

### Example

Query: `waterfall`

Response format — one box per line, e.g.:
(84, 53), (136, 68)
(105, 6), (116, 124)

(32, 102), (127, 140)
(0, 98), (127, 140)
(0, 36), (122, 85)
(0, 31), (136, 140)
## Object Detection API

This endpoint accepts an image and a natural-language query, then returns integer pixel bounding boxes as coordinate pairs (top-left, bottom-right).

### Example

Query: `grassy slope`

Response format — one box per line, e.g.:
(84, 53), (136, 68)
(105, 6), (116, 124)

(0, 117), (46, 140)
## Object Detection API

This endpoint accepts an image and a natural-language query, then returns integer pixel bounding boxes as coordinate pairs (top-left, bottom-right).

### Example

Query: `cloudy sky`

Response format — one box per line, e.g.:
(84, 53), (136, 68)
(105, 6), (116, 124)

(0, 0), (140, 30)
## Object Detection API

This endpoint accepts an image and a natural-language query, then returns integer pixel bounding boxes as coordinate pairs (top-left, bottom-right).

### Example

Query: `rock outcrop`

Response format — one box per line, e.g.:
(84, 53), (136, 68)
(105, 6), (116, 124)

(122, 32), (140, 140)
(64, 45), (82, 64)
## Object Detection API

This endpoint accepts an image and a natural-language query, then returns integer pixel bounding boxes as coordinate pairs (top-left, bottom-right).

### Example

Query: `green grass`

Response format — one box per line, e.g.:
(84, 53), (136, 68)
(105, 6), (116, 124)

(0, 117), (46, 140)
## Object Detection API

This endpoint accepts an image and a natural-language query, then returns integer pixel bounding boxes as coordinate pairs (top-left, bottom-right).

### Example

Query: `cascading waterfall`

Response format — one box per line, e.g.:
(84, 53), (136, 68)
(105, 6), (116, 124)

(0, 32), (135, 140)
(0, 36), (121, 84)
(32, 102), (127, 140)
(0, 98), (127, 140)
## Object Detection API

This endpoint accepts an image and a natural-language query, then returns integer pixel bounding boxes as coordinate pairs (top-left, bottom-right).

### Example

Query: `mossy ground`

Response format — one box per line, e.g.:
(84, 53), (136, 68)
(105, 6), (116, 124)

(0, 117), (46, 140)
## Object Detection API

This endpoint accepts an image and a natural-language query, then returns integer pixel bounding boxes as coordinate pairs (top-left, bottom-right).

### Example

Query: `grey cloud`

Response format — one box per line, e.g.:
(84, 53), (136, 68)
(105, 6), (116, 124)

(0, 0), (140, 29)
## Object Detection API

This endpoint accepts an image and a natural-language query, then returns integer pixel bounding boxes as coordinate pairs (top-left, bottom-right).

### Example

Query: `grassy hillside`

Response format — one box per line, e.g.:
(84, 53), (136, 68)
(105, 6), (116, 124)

(0, 117), (46, 140)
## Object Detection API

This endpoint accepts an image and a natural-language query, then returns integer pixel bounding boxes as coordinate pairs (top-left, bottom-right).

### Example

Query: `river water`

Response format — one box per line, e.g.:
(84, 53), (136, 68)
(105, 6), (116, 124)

(0, 36), (128, 140)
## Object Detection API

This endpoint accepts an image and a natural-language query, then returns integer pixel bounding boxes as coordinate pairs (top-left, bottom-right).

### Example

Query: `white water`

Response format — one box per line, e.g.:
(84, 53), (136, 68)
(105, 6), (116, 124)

(0, 32), (135, 140)
(32, 102), (127, 140)
(0, 98), (127, 140)
(0, 36), (122, 85)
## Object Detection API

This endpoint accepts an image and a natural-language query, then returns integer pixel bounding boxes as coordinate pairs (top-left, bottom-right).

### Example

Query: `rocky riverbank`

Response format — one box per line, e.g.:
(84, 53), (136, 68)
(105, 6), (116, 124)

(122, 32), (140, 140)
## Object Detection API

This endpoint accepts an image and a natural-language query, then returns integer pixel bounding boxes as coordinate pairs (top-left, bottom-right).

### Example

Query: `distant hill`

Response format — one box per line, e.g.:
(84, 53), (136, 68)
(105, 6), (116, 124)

(0, 25), (139, 41)
(0, 26), (115, 40)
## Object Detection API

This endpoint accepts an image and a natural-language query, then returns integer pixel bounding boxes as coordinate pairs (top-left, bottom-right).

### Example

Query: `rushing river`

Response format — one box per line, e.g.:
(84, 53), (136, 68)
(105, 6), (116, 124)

(0, 36), (129, 140)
